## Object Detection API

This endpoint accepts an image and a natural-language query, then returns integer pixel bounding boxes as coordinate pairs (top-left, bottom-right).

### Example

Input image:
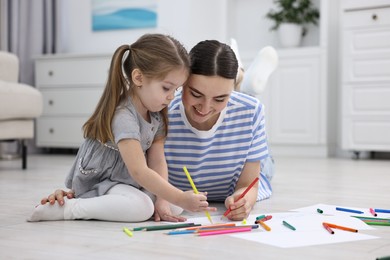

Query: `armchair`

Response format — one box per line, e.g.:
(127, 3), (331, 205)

(0, 51), (43, 169)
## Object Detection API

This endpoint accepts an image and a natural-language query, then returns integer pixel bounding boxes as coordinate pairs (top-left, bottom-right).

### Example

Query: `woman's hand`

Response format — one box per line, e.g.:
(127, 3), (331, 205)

(153, 198), (187, 222)
(224, 194), (251, 221)
(40, 189), (75, 206)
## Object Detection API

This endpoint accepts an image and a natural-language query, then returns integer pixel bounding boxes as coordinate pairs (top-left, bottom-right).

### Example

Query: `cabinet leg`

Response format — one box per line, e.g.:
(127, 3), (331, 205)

(352, 151), (360, 160)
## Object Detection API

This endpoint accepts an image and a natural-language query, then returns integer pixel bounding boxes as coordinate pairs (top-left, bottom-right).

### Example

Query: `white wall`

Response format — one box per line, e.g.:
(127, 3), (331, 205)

(60, 0), (322, 62)
(61, 0), (230, 54)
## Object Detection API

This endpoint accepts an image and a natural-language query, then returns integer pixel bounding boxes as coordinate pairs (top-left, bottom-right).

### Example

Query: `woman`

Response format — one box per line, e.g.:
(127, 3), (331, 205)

(164, 40), (273, 221)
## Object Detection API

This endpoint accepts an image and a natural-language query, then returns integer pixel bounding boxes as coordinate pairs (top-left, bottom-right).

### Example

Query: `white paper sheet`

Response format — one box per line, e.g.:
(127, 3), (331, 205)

(185, 210), (379, 248)
(292, 203), (390, 219)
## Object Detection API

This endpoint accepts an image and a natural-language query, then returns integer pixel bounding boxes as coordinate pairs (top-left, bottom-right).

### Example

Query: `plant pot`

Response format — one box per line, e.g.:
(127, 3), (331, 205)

(277, 23), (303, 48)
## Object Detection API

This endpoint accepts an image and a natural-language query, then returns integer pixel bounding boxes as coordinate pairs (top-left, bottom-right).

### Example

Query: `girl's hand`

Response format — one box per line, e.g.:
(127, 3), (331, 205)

(154, 198), (187, 222)
(40, 189), (75, 206)
(224, 195), (251, 221)
(180, 191), (217, 213)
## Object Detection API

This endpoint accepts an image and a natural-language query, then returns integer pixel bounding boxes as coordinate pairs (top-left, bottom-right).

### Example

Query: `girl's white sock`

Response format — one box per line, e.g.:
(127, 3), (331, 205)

(27, 198), (76, 222)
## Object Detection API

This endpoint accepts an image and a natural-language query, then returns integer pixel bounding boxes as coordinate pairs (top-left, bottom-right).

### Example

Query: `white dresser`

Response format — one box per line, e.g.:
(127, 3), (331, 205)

(35, 54), (111, 148)
(341, 1), (390, 154)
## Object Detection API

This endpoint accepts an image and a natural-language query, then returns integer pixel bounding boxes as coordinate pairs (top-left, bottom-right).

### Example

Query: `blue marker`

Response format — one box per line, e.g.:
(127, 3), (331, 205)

(166, 230), (196, 235)
(336, 207), (364, 214)
(374, 209), (390, 214)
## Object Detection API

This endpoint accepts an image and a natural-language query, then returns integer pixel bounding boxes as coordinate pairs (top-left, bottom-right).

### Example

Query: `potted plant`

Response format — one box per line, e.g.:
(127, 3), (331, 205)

(266, 0), (320, 48)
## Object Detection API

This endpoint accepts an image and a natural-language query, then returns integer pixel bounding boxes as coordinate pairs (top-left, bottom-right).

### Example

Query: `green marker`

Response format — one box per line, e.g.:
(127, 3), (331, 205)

(132, 223), (200, 231)
(282, 220), (296, 231)
(255, 214), (266, 220)
(376, 256), (390, 260)
(364, 222), (390, 226)
(317, 208), (323, 214)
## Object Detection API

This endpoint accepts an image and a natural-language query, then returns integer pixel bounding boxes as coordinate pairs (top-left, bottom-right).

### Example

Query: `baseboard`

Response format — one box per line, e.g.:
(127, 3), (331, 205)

(270, 144), (328, 158)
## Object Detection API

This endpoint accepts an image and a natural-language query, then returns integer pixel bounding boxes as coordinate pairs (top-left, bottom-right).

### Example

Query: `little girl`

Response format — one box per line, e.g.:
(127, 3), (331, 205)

(28, 34), (213, 222)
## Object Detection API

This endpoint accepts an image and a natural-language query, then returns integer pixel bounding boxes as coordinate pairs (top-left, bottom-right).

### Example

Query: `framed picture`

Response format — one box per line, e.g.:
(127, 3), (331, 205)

(92, 0), (157, 31)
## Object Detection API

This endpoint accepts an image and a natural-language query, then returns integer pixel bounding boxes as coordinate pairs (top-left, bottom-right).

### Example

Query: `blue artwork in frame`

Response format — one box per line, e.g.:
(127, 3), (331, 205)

(92, 0), (157, 31)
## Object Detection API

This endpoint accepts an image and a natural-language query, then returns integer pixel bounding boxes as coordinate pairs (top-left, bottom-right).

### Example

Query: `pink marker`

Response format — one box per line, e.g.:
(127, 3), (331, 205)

(197, 227), (252, 236)
(369, 208), (377, 217)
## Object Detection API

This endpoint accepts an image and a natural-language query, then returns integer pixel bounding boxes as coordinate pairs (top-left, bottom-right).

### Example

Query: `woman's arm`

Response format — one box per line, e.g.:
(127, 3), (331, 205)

(225, 161), (260, 220)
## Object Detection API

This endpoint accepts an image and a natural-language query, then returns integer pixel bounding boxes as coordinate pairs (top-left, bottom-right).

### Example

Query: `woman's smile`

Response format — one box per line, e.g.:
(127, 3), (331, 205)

(194, 106), (211, 117)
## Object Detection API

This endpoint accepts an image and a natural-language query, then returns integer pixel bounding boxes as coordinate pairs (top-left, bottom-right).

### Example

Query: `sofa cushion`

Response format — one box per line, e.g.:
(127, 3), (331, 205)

(0, 80), (43, 120)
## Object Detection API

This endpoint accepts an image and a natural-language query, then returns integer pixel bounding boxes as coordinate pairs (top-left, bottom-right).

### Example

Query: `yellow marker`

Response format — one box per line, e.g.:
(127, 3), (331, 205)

(242, 219), (247, 225)
(183, 166), (213, 224)
(258, 220), (271, 231)
(123, 227), (133, 237)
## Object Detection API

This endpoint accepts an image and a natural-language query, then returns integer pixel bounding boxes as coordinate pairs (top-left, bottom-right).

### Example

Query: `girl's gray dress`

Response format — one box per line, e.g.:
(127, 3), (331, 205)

(65, 98), (165, 198)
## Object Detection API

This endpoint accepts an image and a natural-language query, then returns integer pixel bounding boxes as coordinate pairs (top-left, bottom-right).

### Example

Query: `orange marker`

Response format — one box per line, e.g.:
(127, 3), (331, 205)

(323, 222), (358, 233)
(182, 223), (236, 230)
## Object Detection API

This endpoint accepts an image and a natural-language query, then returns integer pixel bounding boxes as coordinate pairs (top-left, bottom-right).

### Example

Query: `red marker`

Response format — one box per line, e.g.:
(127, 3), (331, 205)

(255, 215), (272, 223)
(222, 177), (259, 218)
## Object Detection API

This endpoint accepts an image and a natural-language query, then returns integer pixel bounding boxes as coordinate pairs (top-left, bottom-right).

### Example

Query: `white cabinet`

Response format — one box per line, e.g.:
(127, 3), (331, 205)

(258, 47), (327, 157)
(35, 54), (111, 148)
(267, 48), (322, 144)
(341, 2), (390, 153)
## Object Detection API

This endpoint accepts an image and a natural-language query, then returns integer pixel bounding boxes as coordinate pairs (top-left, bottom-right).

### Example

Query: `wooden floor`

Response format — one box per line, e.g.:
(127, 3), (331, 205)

(1, 154), (390, 259)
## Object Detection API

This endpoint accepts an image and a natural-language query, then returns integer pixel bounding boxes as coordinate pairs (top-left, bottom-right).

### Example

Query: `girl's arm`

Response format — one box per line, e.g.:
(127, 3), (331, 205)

(118, 138), (210, 213)
(225, 161), (260, 220)
(147, 139), (186, 222)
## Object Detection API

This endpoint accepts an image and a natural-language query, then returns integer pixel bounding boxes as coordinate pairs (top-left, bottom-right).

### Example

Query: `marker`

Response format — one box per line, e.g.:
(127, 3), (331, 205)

(197, 227), (252, 236)
(255, 215), (266, 220)
(317, 208), (323, 214)
(363, 222), (390, 226)
(132, 223), (200, 231)
(198, 225), (259, 233)
(183, 166), (213, 224)
(181, 223), (236, 230)
(376, 256), (390, 260)
(370, 208), (378, 217)
(222, 177), (259, 218)
(323, 222), (358, 233)
(166, 225), (253, 235)
(258, 220), (271, 231)
(322, 223), (334, 234)
(352, 216), (390, 222)
(336, 207), (364, 214)
(255, 215), (272, 223)
(282, 220), (296, 231)
(123, 227), (133, 237)
(166, 230), (196, 235)
(375, 209), (390, 214)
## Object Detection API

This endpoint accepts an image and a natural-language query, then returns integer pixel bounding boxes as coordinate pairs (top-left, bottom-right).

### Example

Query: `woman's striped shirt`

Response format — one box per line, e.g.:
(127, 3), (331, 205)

(165, 91), (272, 201)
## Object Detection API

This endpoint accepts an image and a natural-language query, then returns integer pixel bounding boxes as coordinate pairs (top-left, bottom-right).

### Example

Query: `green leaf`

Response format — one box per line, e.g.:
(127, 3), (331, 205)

(265, 0), (319, 34)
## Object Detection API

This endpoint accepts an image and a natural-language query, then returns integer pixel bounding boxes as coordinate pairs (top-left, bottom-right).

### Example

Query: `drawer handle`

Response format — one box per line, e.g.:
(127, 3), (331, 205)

(372, 14), (378, 21)
(49, 128), (54, 134)
(48, 100), (54, 106)
(48, 70), (54, 76)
